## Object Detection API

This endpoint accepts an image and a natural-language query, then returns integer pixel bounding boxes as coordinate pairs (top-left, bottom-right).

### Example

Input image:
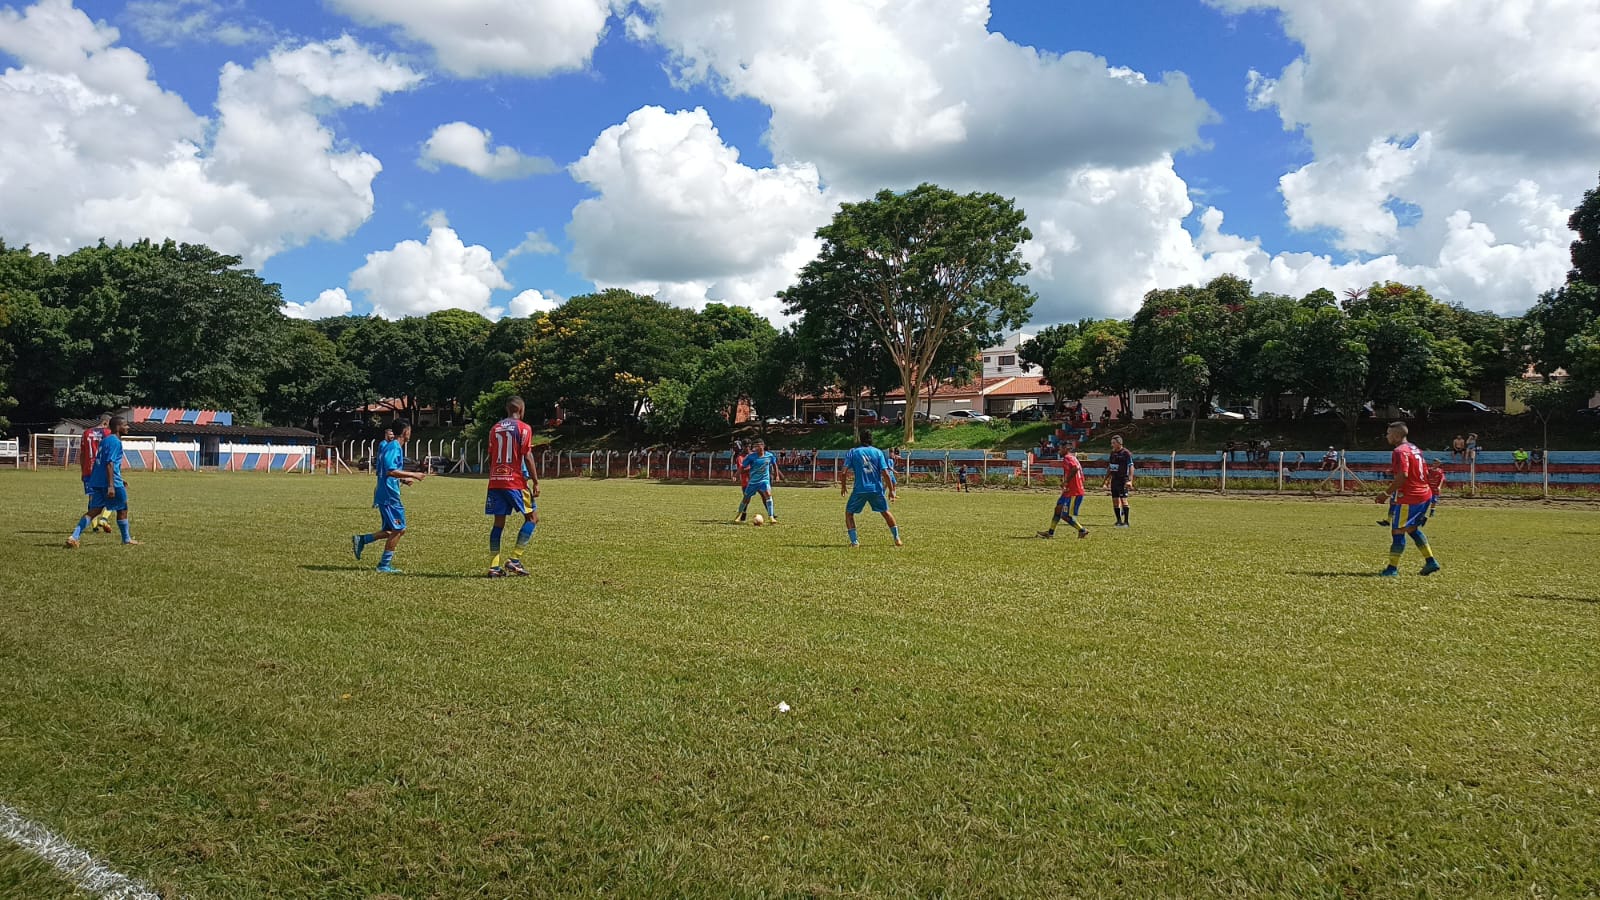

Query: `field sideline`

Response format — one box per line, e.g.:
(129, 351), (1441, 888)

(0, 471), (1596, 896)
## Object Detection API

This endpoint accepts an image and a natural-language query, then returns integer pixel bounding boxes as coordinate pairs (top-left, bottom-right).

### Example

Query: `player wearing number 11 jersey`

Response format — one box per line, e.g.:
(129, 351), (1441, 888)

(485, 396), (540, 578)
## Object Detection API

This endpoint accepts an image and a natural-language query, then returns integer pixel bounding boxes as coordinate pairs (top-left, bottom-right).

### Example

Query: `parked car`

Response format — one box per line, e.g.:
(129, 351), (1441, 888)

(945, 410), (993, 423)
(1438, 399), (1502, 416)
(1225, 405), (1257, 420)
(889, 410), (942, 425)
(841, 409), (881, 424)
(1008, 405), (1048, 422)
(1576, 405), (1600, 419)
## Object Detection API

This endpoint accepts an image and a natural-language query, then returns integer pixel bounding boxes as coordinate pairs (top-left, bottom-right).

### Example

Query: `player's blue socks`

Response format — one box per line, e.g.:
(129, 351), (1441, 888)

(117, 519), (131, 543)
(71, 517), (90, 541)
(1073, 496), (1084, 517)
(764, 498), (774, 519)
(378, 550), (395, 569)
(889, 526), (900, 542)
(489, 525), (504, 553)
(847, 528), (858, 545)
(516, 521), (535, 547)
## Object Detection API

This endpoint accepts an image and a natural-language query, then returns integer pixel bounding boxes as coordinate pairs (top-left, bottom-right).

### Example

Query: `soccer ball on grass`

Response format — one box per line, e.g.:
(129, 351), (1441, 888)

(752, 514), (765, 526)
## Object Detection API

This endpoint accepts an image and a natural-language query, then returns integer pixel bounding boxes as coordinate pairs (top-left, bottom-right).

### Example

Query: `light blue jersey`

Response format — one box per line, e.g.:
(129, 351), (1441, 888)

(373, 440), (404, 507)
(86, 433), (124, 491)
(741, 451), (778, 486)
(846, 446), (890, 494)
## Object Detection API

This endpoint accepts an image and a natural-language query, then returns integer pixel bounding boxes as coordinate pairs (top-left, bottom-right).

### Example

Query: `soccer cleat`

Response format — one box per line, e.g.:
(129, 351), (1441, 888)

(486, 566), (506, 578)
(121, 539), (143, 546)
(1379, 566), (1400, 578)
(849, 542), (860, 548)
(375, 565), (403, 575)
(1419, 559), (1441, 576)
(735, 513), (746, 523)
(893, 539), (904, 547)
(1037, 530), (1054, 539)
(351, 535), (365, 560)
(1376, 519), (1390, 526)
(1078, 528), (1090, 539)
(766, 517), (779, 525)
(65, 537), (79, 549)
(504, 560), (530, 577)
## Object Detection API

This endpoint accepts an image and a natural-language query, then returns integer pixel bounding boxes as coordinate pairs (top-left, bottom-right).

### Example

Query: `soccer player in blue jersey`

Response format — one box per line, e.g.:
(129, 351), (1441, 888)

(351, 420), (427, 574)
(66, 415), (140, 548)
(734, 438), (782, 523)
(840, 431), (901, 547)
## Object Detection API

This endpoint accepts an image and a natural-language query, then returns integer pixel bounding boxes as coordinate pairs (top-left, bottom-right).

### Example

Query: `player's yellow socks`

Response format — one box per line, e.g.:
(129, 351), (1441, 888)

(490, 554), (502, 569)
(1389, 553), (1403, 567)
(509, 547), (527, 562)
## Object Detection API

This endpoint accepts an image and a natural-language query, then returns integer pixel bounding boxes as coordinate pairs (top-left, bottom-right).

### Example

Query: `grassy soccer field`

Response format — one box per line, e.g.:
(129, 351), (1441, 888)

(0, 471), (1596, 897)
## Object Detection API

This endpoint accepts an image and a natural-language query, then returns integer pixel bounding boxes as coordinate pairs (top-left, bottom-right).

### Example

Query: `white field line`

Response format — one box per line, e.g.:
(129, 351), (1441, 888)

(0, 802), (159, 899)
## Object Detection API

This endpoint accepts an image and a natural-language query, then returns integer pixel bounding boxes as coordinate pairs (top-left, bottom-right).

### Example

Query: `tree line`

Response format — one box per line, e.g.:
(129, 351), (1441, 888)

(1, 174), (1596, 442)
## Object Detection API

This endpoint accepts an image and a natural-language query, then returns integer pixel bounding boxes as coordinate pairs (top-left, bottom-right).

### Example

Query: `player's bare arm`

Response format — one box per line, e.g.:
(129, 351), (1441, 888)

(523, 450), (540, 496)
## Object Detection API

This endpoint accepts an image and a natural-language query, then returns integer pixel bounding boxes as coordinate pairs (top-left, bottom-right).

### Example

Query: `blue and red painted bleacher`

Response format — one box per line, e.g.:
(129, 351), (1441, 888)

(130, 407), (234, 426)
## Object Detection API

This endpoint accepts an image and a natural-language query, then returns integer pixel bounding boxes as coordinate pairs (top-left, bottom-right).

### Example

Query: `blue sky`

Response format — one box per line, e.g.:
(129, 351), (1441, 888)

(2, 0), (1594, 325)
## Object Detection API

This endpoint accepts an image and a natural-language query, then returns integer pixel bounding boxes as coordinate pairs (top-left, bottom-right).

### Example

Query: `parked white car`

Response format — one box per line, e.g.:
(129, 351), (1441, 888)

(945, 410), (993, 423)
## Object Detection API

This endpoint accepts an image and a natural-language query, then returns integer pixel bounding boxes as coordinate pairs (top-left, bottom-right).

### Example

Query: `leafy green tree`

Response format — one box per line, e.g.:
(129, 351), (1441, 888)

(786, 183), (1035, 443)
(643, 378), (690, 437)
(1522, 281), (1599, 377)
(414, 308), (491, 424)
(785, 278), (890, 441)
(262, 322), (366, 431)
(1289, 304), (1370, 436)
(1126, 276), (1248, 442)
(464, 315), (540, 406)
(465, 380), (524, 441)
(509, 289), (699, 427)
(338, 315), (419, 415)
(684, 339), (764, 433)
(1569, 171), (1600, 287)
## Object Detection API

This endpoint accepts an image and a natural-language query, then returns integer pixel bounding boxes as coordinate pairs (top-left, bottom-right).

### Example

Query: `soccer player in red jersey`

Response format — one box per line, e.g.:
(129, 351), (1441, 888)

(484, 396), (540, 577)
(1424, 458), (1446, 521)
(1038, 449), (1090, 539)
(1377, 421), (1441, 577)
(79, 413), (114, 533)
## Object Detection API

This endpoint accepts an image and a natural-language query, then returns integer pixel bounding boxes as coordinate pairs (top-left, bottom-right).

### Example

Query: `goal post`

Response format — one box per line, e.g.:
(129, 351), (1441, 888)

(30, 434), (166, 471)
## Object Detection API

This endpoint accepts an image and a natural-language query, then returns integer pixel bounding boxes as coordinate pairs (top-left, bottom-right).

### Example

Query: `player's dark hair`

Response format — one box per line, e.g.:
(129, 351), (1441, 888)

(1388, 421), (1408, 436)
(390, 418), (412, 435)
(108, 415), (126, 429)
(859, 431), (874, 447)
(506, 396), (525, 414)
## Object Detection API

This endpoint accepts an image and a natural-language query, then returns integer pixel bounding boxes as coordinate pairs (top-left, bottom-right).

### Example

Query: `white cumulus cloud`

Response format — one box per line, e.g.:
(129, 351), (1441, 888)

(122, 0), (275, 46)
(1199, 0), (1598, 312)
(508, 289), (561, 317)
(566, 105), (832, 321)
(0, 0), (422, 267)
(420, 121), (557, 181)
(631, 0), (1215, 192)
(349, 222), (513, 319)
(283, 287), (353, 319)
(326, 0), (613, 77)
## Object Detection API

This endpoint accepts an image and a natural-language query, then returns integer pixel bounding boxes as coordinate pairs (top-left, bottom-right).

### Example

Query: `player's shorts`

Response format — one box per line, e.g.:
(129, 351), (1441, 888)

(82, 476), (92, 495)
(485, 488), (534, 516)
(846, 491), (889, 514)
(1109, 480), (1129, 499)
(378, 502), (407, 532)
(1389, 502), (1429, 532)
(87, 485), (127, 512)
(743, 482), (771, 499)
(1057, 493), (1084, 509)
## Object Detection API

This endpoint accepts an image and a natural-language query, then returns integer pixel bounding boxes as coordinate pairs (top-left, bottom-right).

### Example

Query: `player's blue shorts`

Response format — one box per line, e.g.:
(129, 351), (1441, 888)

(485, 488), (534, 516)
(378, 502), (406, 532)
(846, 491), (888, 514)
(1056, 494), (1084, 512)
(82, 476), (92, 495)
(1389, 502), (1428, 532)
(88, 485), (127, 512)
(743, 482), (771, 499)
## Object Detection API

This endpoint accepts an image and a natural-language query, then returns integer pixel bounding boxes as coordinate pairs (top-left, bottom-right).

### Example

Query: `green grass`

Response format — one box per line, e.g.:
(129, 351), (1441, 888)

(1, 471), (1597, 896)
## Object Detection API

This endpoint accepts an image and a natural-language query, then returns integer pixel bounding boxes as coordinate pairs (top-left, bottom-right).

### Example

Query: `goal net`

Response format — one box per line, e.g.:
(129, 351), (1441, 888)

(30, 434), (164, 471)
